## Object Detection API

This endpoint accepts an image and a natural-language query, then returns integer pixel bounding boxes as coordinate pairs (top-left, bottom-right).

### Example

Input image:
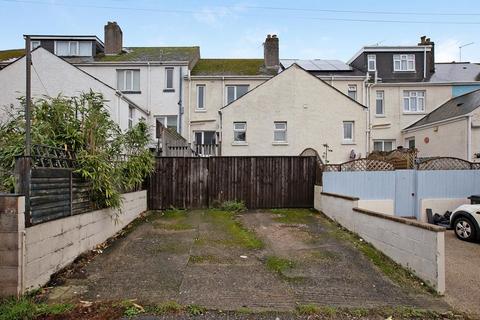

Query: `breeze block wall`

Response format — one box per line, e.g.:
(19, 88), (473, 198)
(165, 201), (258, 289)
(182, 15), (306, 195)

(0, 190), (147, 297)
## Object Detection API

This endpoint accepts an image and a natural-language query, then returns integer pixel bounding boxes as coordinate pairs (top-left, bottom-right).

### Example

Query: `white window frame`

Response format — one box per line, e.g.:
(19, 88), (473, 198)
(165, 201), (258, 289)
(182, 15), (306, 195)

(156, 115), (179, 132)
(403, 90), (425, 113)
(347, 85), (357, 101)
(196, 84), (206, 111)
(373, 139), (396, 152)
(405, 137), (415, 149)
(343, 121), (354, 143)
(273, 121), (287, 143)
(117, 69), (140, 92)
(367, 54), (376, 71)
(393, 54), (415, 72)
(54, 40), (92, 56)
(31, 40), (41, 49)
(375, 90), (385, 116)
(233, 122), (247, 143)
(165, 67), (174, 90)
(128, 105), (135, 129)
(225, 85), (249, 105)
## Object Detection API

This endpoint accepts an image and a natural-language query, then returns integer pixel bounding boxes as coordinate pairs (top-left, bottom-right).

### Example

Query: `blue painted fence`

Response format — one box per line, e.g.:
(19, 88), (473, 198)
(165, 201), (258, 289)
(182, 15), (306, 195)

(323, 170), (480, 218)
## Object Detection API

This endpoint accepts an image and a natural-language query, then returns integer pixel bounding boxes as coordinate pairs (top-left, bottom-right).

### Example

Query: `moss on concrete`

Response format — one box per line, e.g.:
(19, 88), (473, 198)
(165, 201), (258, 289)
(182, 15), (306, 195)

(0, 49), (24, 62)
(191, 58), (270, 76)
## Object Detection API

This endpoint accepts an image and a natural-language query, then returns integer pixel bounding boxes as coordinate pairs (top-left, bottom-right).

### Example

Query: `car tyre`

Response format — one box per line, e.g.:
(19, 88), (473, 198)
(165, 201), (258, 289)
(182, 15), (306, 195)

(453, 217), (477, 242)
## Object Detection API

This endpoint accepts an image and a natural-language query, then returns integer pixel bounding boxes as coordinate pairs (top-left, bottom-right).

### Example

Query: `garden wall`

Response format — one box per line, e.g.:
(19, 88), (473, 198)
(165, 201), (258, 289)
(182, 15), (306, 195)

(0, 190), (147, 297)
(314, 186), (446, 294)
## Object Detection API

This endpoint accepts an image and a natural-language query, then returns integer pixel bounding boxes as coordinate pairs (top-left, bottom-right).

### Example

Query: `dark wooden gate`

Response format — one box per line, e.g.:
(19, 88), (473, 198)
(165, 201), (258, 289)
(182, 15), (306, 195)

(147, 156), (317, 209)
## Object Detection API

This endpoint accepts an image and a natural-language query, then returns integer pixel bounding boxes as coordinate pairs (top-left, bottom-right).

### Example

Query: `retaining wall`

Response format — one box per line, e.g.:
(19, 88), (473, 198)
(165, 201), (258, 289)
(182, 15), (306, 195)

(314, 186), (446, 294)
(0, 190), (147, 297)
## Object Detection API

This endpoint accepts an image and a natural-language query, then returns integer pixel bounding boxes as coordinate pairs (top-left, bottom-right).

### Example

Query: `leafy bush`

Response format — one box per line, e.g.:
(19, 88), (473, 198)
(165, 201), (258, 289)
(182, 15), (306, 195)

(220, 200), (247, 213)
(0, 92), (154, 210)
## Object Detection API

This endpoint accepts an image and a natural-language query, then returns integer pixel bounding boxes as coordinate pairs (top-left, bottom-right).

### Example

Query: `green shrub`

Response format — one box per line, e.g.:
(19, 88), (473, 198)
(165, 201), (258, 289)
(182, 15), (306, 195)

(220, 200), (247, 213)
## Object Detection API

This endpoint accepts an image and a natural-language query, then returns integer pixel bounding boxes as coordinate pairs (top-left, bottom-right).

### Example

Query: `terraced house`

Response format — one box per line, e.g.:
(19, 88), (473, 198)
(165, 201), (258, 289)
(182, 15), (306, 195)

(0, 22), (200, 142)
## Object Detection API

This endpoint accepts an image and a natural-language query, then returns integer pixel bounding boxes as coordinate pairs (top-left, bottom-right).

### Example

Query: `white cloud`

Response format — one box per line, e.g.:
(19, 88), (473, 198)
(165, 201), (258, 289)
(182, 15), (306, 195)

(193, 4), (246, 27)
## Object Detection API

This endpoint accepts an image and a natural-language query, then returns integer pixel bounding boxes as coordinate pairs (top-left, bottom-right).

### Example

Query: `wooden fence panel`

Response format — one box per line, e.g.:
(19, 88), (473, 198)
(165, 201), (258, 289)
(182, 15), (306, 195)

(147, 156), (317, 210)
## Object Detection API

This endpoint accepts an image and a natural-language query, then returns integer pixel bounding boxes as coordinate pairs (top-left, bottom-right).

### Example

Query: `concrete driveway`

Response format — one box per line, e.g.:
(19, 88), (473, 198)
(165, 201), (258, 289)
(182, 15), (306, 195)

(445, 230), (480, 316)
(45, 209), (447, 312)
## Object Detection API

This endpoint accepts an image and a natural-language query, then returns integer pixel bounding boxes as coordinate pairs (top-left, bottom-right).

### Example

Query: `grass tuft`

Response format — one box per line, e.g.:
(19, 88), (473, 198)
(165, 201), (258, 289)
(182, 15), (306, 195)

(270, 209), (314, 224)
(150, 301), (183, 315)
(265, 256), (296, 275)
(220, 200), (247, 213)
(186, 304), (206, 316)
(0, 296), (73, 320)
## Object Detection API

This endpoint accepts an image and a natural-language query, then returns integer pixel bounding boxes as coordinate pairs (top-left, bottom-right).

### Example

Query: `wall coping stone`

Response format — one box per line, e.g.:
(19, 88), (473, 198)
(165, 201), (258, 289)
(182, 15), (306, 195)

(353, 207), (446, 232)
(321, 192), (359, 201)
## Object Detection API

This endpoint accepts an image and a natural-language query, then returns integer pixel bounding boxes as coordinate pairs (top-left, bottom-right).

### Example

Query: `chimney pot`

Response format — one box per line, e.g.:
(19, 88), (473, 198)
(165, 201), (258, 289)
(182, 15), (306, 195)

(104, 21), (123, 55)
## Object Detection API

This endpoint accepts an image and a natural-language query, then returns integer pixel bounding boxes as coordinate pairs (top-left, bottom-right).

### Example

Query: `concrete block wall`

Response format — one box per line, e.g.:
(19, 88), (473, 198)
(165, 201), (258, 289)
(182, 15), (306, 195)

(314, 186), (446, 294)
(0, 190), (147, 296)
(0, 195), (25, 297)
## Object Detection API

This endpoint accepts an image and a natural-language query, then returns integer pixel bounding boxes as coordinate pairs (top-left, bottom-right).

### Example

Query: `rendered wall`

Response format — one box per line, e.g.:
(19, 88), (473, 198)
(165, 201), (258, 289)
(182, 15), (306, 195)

(314, 187), (446, 294)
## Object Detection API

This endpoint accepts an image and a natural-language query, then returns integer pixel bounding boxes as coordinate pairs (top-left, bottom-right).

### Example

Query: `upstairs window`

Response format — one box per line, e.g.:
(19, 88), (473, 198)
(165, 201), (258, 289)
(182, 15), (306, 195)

(31, 41), (41, 49)
(273, 122), (287, 142)
(347, 85), (357, 100)
(375, 91), (384, 116)
(393, 54), (415, 71)
(403, 91), (425, 113)
(233, 122), (247, 142)
(55, 41), (92, 56)
(367, 54), (376, 71)
(226, 85), (249, 104)
(117, 69), (140, 92)
(343, 121), (354, 142)
(165, 68), (174, 90)
(196, 85), (205, 110)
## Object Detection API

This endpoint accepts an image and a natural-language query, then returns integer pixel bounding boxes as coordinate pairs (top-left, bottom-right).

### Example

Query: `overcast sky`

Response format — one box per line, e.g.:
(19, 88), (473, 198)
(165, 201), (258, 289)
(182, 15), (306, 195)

(1, 0), (480, 62)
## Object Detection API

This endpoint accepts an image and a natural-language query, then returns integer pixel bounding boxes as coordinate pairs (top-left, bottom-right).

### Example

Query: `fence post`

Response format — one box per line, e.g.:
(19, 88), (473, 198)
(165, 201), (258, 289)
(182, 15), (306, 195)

(14, 156), (31, 227)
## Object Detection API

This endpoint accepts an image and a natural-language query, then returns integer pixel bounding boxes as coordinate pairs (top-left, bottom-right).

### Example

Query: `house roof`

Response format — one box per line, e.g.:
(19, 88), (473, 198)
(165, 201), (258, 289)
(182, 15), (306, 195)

(96, 46), (200, 63)
(0, 49), (24, 64)
(280, 59), (352, 71)
(428, 62), (480, 83)
(220, 63), (367, 110)
(404, 89), (480, 130)
(191, 59), (278, 76)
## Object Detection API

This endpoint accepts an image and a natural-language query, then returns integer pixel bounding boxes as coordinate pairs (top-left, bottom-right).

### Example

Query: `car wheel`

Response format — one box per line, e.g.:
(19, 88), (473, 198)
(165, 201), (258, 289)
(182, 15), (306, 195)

(454, 217), (477, 242)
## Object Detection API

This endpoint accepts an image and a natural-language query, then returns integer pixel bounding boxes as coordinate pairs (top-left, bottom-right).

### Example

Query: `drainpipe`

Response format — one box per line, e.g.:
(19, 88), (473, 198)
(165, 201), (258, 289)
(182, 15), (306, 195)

(363, 74), (371, 155)
(178, 67), (184, 135)
(467, 115), (472, 161)
(147, 62), (151, 112)
(423, 46), (427, 80)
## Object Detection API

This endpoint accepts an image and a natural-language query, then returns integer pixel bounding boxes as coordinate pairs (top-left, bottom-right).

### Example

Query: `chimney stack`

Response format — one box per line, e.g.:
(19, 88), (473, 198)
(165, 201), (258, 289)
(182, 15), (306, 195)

(264, 34), (279, 69)
(104, 21), (123, 55)
(418, 35), (435, 73)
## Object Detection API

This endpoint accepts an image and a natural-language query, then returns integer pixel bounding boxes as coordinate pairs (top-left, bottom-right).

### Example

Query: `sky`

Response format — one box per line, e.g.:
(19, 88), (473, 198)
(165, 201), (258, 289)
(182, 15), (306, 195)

(1, 0), (480, 62)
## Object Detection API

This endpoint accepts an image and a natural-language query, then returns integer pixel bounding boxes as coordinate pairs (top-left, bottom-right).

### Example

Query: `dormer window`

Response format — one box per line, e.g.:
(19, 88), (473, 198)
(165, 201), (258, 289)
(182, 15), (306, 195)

(367, 54), (376, 71)
(393, 54), (415, 72)
(31, 41), (41, 49)
(55, 41), (92, 56)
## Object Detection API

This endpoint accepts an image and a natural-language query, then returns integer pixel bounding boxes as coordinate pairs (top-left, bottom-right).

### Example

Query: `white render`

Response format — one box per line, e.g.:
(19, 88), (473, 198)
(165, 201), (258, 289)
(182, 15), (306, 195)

(0, 48), (147, 131)
(78, 63), (188, 135)
(220, 64), (368, 163)
(402, 107), (480, 162)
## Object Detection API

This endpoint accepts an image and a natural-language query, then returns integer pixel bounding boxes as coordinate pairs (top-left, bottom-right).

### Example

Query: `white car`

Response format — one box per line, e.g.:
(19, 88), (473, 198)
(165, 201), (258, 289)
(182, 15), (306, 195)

(450, 204), (480, 242)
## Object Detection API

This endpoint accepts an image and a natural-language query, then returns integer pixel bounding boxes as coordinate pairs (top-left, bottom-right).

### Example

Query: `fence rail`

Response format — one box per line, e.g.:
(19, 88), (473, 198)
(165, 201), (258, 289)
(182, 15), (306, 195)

(147, 156), (317, 210)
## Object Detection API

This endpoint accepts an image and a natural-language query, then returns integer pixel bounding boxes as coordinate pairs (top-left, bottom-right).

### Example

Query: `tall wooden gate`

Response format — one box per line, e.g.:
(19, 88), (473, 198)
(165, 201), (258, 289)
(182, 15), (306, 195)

(147, 156), (317, 209)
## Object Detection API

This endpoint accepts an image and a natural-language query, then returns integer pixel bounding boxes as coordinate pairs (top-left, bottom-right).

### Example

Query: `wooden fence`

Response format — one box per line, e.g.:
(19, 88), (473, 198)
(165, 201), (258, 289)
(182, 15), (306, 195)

(147, 156), (317, 209)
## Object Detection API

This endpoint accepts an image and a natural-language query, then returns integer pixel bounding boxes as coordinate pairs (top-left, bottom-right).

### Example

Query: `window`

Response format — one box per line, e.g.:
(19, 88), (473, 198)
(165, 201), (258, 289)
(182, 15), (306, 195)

(393, 54), (415, 71)
(194, 131), (216, 145)
(196, 85), (205, 110)
(375, 91), (384, 116)
(367, 54), (376, 71)
(156, 115), (178, 132)
(273, 122), (287, 142)
(226, 85), (249, 104)
(406, 137), (415, 149)
(117, 69), (140, 92)
(347, 85), (357, 100)
(373, 140), (396, 152)
(165, 68), (174, 90)
(403, 91), (425, 113)
(233, 122), (247, 142)
(128, 106), (135, 129)
(55, 41), (92, 56)
(343, 121), (354, 142)
(31, 41), (41, 49)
